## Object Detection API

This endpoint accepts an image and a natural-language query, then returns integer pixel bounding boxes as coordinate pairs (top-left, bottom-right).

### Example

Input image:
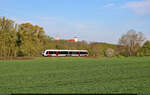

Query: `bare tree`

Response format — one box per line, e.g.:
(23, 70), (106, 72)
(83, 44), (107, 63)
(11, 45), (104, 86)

(119, 29), (146, 56)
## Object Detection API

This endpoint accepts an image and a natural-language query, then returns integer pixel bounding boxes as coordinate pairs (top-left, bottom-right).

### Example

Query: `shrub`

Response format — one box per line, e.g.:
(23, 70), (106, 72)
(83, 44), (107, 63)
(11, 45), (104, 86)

(105, 48), (115, 57)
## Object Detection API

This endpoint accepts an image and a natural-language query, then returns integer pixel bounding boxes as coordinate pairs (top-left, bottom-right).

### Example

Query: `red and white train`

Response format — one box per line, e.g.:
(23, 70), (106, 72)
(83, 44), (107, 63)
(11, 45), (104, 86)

(42, 50), (88, 57)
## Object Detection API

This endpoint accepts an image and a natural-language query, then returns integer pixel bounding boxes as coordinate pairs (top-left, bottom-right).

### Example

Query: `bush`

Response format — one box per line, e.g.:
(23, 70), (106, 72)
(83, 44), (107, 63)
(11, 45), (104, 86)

(117, 55), (126, 58)
(17, 50), (24, 57)
(105, 48), (115, 57)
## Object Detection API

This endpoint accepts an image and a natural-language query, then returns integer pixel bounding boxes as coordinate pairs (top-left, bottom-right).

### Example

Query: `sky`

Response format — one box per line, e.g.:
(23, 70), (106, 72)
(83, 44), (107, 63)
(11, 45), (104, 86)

(0, 0), (150, 44)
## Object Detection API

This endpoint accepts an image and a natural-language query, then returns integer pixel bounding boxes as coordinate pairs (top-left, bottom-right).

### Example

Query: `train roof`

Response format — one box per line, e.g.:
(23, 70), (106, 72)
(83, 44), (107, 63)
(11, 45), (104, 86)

(44, 49), (88, 51)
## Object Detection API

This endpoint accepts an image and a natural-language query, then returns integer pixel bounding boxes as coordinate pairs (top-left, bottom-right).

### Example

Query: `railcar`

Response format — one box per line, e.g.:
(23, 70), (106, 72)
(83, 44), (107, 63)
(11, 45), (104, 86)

(42, 50), (88, 57)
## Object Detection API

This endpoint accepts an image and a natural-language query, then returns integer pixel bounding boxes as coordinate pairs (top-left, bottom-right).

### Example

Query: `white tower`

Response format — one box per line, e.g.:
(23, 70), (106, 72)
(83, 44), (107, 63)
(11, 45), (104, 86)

(56, 35), (59, 41)
(74, 37), (78, 42)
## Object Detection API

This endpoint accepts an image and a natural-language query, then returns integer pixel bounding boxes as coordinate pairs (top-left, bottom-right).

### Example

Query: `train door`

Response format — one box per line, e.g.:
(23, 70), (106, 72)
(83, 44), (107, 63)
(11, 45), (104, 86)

(56, 51), (58, 56)
(78, 51), (80, 56)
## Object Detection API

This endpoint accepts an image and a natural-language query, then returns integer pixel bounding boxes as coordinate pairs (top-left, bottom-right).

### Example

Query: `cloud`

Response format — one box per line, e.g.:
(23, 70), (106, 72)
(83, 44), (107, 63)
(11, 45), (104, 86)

(104, 3), (115, 8)
(123, 0), (150, 15)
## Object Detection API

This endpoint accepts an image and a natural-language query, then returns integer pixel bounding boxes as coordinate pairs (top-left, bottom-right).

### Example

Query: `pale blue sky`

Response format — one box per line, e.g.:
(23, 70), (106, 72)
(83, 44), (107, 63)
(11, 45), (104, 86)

(0, 0), (150, 44)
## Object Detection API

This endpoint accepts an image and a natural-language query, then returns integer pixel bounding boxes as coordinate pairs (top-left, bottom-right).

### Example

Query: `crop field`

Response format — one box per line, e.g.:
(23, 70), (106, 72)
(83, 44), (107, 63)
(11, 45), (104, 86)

(0, 57), (150, 93)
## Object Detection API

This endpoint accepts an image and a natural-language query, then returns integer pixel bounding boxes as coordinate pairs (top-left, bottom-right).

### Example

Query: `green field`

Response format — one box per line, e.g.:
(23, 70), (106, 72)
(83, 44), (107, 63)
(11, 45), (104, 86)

(0, 57), (150, 93)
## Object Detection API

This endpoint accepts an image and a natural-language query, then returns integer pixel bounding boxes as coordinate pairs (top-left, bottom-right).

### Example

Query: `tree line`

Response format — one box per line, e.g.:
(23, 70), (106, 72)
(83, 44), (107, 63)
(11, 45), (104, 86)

(0, 17), (150, 57)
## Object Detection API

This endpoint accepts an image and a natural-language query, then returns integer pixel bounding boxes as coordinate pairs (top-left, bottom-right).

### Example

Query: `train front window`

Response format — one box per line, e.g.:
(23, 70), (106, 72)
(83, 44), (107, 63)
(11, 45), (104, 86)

(46, 51), (49, 54)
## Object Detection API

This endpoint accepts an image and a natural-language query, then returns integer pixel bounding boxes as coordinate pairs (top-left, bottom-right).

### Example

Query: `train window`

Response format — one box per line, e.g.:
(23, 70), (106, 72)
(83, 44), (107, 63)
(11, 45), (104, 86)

(80, 52), (88, 54)
(53, 51), (56, 54)
(69, 52), (72, 54)
(50, 51), (54, 54)
(59, 51), (68, 54)
(46, 51), (57, 54)
(69, 51), (79, 54)
(72, 51), (78, 54)
(64, 51), (68, 54)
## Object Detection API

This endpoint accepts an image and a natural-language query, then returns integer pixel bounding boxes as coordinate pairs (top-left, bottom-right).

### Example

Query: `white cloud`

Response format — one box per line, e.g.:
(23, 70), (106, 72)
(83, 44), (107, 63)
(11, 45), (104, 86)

(123, 0), (150, 15)
(104, 3), (115, 7)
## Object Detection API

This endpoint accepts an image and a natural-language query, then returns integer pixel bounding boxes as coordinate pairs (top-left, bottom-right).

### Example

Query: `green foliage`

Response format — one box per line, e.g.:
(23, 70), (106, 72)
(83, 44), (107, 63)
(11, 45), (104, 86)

(89, 42), (117, 56)
(140, 40), (150, 56)
(0, 17), (54, 57)
(17, 23), (48, 56)
(0, 57), (150, 93)
(1, 16), (148, 57)
(117, 55), (126, 58)
(0, 17), (18, 57)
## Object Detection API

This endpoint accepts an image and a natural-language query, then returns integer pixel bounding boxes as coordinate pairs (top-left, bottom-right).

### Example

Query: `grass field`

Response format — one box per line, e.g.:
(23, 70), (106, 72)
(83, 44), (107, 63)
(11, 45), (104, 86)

(0, 57), (150, 93)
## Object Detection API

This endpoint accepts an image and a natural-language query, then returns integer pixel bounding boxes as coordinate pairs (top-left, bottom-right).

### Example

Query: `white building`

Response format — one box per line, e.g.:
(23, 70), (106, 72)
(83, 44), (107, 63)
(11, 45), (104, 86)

(74, 37), (78, 42)
(56, 35), (59, 40)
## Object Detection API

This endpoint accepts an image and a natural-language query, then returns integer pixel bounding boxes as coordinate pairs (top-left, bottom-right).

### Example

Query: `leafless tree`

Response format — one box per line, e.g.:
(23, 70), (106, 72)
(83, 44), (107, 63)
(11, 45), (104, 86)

(119, 29), (146, 56)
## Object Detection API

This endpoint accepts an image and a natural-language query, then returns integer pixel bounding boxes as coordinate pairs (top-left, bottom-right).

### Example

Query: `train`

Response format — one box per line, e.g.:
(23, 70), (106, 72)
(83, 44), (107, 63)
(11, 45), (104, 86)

(42, 50), (89, 57)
